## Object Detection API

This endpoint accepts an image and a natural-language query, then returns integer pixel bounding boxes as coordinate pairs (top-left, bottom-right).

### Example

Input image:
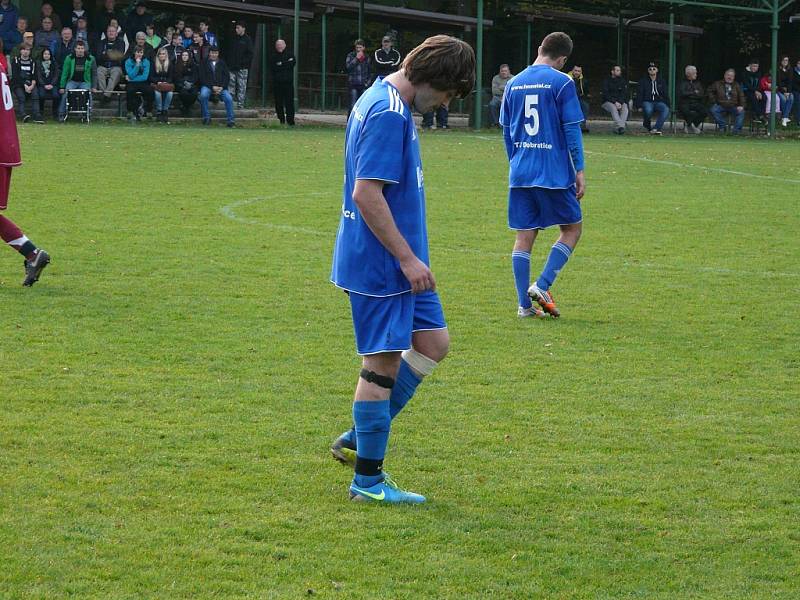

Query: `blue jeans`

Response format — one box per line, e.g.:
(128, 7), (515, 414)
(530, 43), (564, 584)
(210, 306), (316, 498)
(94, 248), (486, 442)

(776, 92), (793, 121)
(199, 86), (234, 123)
(58, 81), (91, 118)
(154, 90), (173, 112)
(488, 96), (502, 126)
(710, 104), (744, 132)
(422, 106), (448, 128)
(642, 101), (669, 131)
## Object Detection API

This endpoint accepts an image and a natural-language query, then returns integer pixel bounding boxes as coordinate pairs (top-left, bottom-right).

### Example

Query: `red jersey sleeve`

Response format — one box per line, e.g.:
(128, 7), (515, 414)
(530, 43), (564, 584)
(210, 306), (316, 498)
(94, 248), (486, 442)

(0, 63), (22, 168)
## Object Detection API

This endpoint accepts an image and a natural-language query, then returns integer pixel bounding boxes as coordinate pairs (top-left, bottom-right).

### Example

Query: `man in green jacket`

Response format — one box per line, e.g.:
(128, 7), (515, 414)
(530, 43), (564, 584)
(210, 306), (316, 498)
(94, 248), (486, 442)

(57, 40), (96, 121)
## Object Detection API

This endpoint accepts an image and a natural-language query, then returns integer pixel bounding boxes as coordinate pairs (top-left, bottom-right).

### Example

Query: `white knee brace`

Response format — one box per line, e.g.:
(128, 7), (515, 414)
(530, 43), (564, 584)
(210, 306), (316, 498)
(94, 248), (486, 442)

(401, 349), (437, 377)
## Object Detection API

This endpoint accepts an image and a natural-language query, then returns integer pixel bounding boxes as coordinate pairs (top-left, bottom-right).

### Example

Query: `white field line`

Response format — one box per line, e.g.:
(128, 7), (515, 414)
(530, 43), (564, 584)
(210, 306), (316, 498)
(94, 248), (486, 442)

(219, 195), (799, 279)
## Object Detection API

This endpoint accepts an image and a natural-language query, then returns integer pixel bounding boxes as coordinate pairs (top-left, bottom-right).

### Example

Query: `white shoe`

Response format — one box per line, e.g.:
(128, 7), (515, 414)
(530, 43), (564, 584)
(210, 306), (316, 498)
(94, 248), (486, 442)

(781, 118), (789, 127)
(518, 305), (546, 318)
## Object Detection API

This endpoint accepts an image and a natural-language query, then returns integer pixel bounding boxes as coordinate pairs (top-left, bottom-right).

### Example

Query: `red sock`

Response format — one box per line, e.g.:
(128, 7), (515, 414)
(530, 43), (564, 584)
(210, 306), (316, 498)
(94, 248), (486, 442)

(0, 215), (37, 259)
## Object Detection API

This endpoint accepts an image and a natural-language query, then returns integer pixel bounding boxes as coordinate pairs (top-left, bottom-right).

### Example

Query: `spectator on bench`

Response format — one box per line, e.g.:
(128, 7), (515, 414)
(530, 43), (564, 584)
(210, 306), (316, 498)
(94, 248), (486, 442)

(54, 26), (74, 67)
(35, 47), (59, 120)
(125, 1), (152, 39)
(73, 16), (90, 49)
(127, 30), (154, 62)
(199, 46), (235, 127)
(58, 39), (96, 121)
(180, 25), (193, 49)
(124, 45), (153, 121)
(33, 3), (61, 32)
(199, 19), (216, 48)
(174, 48), (198, 116)
(66, 0), (88, 29)
(5, 16), (26, 55)
(145, 23), (160, 50)
(228, 21), (253, 109)
(488, 63), (512, 127)
(189, 31), (209, 64)
(601, 64), (629, 135)
(165, 31), (184, 63)
(776, 55), (793, 127)
(636, 61), (670, 135)
(679, 65), (706, 134)
(95, 0), (123, 36)
(0, 0), (19, 52)
(150, 46), (174, 123)
(34, 16), (59, 54)
(570, 64), (590, 132)
(708, 68), (745, 134)
(738, 58), (764, 123)
(422, 105), (448, 130)
(95, 24), (125, 104)
(758, 70), (781, 121)
(10, 45), (42, 122)
(99, 17), (129, 54)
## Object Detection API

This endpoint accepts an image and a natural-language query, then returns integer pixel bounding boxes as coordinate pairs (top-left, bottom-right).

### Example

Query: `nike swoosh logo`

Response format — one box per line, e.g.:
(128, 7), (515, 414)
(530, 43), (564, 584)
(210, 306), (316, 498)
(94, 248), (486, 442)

(353, 488), (385, 500)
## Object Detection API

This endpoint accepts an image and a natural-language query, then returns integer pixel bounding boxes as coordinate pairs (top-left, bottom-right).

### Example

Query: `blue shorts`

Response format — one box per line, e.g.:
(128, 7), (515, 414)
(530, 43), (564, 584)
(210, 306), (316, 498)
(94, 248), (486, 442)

(348, 290), (447, 355)
(508, 186), (582, 230)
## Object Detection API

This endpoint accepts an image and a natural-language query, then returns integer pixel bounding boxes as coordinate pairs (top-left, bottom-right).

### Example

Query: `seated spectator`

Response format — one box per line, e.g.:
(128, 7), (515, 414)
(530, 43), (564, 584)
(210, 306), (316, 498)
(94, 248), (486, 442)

(175, 19), (185, 33)
(635, 61), (670, 134)
(488, 63), (512, 127)
(199, 20), (216, 47)
(373, 35), (401, 79)
(422, 106), (448, 130)
(95, 0), (123, 36)
(776, 55), (793, 127)
(150, 46), (174, 123)
(124, 45), (153, 121)
(601, 64), (629, 134)
(165, 31), (184, 62)
(570, 64), (590, 132)
(125, 1), (152, 38)
(73, 16), (90, 49)
(160, 26), (174, 49)
(0, 1), (20, 51)
(5, 16), (27, 54)
(707, 68), (745, 134)
(66, 0), (88, 29)
(10, 45), (42, 122)
(54, 26), (74, 67)
(100, 17), (129, 54)
(145, 23), (160, 50)
(198, 46), (235, 127)
(679, 65), (706, 134)
(758, 70), (781, 118)
(174, 48), (198, 116)
(345, 39), (371, 114)
(34, 16), (59, 55)
(189, 31), (209, 64)
(180, 25), (193, 49)
(33, 3), (61, 32)
(127, 30), (154, 61)
(738, 58), (764, 122)
(95, 24), (126, 103)
(58, 39), (96, 121)
(35, 47), (60, 120)
(12, 32), (38, 60)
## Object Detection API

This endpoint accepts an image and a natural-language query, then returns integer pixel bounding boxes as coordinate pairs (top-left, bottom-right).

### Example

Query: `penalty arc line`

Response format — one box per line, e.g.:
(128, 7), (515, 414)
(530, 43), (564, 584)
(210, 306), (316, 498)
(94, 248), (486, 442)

(218, 195), (799, 279)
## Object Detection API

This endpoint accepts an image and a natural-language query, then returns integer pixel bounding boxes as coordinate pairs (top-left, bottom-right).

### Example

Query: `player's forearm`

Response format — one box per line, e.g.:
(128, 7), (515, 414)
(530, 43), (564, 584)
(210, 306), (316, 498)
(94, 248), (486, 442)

(562, 122), (585, 172)
(502, 126), (513, 160)
(353, 183), (416, 264)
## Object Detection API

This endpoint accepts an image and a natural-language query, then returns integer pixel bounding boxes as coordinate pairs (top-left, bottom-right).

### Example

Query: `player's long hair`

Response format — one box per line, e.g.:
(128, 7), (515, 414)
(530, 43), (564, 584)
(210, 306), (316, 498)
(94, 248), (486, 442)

(401, 35), (475, 99)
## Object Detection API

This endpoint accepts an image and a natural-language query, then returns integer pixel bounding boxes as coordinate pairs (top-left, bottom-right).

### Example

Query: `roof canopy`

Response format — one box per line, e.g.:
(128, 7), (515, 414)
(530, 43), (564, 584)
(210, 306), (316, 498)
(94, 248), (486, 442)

(315, 0), (493, 28)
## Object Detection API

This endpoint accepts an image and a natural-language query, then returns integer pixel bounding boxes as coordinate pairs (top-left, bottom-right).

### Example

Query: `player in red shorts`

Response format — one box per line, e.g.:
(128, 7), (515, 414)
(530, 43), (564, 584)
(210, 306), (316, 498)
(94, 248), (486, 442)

(0, 60), (50, 286)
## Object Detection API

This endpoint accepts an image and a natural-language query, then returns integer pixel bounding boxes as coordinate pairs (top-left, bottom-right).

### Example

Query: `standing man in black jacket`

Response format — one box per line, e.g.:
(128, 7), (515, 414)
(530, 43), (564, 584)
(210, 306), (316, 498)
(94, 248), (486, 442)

(601, 64), (629, 134)
(271, 38), (295, 125)
(373, 35), (400, 79)
(227, 21), (253, 109)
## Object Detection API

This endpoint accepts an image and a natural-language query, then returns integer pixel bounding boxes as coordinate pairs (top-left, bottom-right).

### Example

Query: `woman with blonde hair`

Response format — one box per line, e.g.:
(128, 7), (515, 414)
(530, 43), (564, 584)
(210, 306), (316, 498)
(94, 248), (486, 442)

(150, 46), (174, 123)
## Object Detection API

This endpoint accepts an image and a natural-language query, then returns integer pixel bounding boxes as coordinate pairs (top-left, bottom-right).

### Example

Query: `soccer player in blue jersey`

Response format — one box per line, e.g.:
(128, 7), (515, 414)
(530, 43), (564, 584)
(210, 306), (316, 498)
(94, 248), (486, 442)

(501, 32), (586, 319)
(329, 35), (475, 504)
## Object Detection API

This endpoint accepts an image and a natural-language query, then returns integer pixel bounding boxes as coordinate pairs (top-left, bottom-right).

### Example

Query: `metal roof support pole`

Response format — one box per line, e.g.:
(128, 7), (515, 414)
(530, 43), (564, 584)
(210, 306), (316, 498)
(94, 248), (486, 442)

(321, 9), (328, 111)
(616, 9), (623, 67)
(769, 0), (778, 136)
(294, 0), (300, 111)
(358, 0), (364, 39)
(260, 22), (267, 108)
(668, 6), (676, 132)
(474, 0), (484, 129)
(526, 18), (532, 64)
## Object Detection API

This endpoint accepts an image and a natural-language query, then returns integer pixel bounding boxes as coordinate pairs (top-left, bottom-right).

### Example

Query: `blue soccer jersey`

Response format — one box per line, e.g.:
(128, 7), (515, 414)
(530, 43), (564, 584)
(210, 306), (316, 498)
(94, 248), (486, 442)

(500, 65), (584, 189)
(331, 78), (428, 297)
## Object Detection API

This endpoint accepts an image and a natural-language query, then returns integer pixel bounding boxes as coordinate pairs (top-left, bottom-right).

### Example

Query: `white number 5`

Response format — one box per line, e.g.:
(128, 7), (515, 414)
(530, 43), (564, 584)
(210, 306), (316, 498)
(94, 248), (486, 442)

(524, 94), (539, 136)
(1, 72), (12, 111)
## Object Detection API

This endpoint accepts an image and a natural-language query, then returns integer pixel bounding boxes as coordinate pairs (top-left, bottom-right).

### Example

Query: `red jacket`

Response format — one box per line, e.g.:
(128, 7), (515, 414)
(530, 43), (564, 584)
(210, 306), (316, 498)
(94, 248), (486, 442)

(0, 62), (22, 168)
(758, 74), (772, 92)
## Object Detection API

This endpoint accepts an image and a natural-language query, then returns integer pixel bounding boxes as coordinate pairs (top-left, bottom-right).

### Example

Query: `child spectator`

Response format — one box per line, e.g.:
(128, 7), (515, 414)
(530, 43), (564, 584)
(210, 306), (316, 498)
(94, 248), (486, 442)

(35, 47), (60, 120)
(145, 23), (160, 50)
(189, 31), (209, 64)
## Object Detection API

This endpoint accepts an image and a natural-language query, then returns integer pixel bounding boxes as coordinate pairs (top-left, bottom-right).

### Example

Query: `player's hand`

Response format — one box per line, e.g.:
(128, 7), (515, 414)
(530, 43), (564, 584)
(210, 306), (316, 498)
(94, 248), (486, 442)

(59, 88), (65, 94)
(575, 171), (586, 201)
(400, 256), (436, 293)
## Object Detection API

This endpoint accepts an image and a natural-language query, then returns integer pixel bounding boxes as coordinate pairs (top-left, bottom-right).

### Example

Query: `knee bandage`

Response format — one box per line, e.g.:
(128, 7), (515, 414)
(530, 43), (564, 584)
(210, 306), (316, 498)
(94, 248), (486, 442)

(401, 349), (438, 377)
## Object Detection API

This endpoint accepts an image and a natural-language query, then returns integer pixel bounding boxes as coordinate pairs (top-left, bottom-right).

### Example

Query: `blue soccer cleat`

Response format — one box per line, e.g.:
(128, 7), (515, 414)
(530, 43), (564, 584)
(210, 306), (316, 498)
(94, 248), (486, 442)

(349, 479), (426, 504)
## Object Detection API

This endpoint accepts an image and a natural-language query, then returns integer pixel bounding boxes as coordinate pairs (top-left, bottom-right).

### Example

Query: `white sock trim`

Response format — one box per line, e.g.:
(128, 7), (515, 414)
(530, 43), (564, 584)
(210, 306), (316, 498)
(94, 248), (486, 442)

(401, 349), (437, 377)
(7, 236), (28, 247)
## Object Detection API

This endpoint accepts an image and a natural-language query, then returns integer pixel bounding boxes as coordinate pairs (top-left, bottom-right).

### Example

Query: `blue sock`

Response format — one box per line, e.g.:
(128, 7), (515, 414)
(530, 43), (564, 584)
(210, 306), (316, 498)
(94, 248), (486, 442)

(536, 242), (572, 291)
(512, 250), (532, 308)
(389, 360), (422, 419)
(352, 400), (391, 488)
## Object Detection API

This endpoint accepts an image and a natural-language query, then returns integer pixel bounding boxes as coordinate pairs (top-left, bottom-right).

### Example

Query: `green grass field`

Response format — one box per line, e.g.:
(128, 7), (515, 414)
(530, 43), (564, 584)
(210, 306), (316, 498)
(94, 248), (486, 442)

(1, 124), (798, 599)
